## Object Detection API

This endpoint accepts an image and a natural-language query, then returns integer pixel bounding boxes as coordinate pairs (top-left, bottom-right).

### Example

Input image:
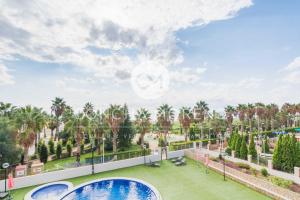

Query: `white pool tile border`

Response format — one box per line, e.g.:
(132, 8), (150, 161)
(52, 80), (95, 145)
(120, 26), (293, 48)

(58, 177), (162, 200)
(24, 181), (73, 200)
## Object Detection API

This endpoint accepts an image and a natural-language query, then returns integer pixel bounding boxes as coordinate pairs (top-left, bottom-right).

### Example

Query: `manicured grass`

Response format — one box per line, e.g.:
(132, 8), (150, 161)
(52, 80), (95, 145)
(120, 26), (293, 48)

(12, 159), (271, 200)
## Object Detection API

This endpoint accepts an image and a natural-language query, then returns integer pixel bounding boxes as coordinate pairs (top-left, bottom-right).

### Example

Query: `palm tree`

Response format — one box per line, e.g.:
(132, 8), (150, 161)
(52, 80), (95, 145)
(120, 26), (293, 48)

(194, 101), (209, 139)
(236, 104), (247, 133)
(0, 102), (16, 118)
(14, 106), (44, 163)
(62, 105), (74, 124)
(246, 104), (256, 132)
(48, 115), (57, 138)
(89, 110), (105, 154)
(65, 113), (89, 159)
(83, 102), (94, 118)
(225, 105), (235, 134)
(135, 108), (151, 147)
(255, 103), (265, 131)
(157, 104), (174, 145)
(178, 107), (193, 142)
(104, 105), (124, 156)
(210, 110), (225, 135)
(265, 104), (279, 131)
(51, 97), (66, 140)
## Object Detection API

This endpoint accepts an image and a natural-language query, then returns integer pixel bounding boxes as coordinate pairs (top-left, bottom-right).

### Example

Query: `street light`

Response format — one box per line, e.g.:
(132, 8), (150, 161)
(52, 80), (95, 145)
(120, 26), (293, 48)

(102, 137), (106, 164)
(2, 162), (9, 193)
(143, 144), (147, 165)
(91, 134), (95, 175)
(219, 152), (227, 181)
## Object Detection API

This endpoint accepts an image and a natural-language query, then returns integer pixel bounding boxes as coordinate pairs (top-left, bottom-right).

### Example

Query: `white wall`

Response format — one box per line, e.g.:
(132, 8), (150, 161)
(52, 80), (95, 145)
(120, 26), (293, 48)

(0, 154), (160, 190)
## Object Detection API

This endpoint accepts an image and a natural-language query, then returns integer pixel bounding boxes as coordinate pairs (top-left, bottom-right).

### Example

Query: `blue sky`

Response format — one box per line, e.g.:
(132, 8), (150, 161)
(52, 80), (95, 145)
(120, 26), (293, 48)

(0, 0), (299, 113)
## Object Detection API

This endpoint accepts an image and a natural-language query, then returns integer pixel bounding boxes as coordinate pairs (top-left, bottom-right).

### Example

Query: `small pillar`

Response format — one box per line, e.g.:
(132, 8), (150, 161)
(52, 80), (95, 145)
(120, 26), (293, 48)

(267, 160), (273, 170)
(231, 150), (235, 158)
(31, 163), (44, 175)
(294, 167), (300, 178)
(247, 155), (252, 163)
(15, 165), (27, 177)
(207, 144), (210, 150)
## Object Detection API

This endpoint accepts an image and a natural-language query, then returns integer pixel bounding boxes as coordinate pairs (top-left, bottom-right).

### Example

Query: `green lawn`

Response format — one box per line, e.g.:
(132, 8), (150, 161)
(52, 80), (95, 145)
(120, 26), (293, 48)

(12, 159), (271, 200)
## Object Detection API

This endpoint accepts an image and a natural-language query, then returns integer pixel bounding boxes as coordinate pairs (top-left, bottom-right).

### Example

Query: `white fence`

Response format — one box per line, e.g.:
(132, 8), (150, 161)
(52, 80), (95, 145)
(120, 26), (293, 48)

(0, 154), (161, 190)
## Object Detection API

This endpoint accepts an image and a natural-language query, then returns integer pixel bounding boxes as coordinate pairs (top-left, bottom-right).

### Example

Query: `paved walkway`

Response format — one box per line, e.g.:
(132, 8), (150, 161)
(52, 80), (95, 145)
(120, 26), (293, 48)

(185, 149), (300, 200)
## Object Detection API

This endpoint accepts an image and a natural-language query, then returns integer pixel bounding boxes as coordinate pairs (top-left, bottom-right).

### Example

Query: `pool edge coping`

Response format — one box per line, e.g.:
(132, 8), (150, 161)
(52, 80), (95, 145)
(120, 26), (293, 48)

(24, 181), (73, 200)
(58, 177), (162, 200)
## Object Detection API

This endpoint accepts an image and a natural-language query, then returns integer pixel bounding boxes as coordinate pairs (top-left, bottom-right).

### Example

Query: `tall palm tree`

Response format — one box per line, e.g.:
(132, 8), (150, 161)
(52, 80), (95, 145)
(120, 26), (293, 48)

(83, 102), (94, 118)
(255, 103), (265, 131)
(14, 106), (44, 163)
(194, 101), (209, 139)
(51, 97), (66, 140)
(246, 104), (256, 132)
(48, 115), (57, 138)
(62, 105), (74, 124)
(135, 108), (151, 147)
(225, 105), (236, 134)
(65, 113), (89, 159)
(266, 104), (279, 131)
(0, 102), (16, 118)
(236, 104), (247, 133)
(104, 105), (124, 156)
(178, 107), (194, 142)
(89, 110), (105, 154)
(157, 104), (174, 145)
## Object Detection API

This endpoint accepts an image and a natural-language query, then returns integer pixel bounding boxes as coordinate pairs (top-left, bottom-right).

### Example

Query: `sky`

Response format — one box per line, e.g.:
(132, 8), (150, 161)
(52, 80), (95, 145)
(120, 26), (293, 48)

(0, 0), (300, 114)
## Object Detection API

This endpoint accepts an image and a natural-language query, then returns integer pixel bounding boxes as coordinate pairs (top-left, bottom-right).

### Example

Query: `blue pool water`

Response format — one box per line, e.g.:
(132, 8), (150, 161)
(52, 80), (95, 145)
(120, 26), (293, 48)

(31, 184), (69, 200)
(60, 179), (158, 200)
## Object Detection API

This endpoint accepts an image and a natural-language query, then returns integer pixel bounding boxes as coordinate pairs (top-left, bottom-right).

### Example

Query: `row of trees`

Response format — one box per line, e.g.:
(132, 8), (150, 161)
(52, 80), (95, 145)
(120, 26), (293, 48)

(0, 100), (299, 165)
(272, 134), (300, 173)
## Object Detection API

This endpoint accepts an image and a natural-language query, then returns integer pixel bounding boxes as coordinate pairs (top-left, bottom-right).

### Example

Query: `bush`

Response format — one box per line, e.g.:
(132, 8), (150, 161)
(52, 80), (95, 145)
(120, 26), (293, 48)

(271, 177), (292, 188)
(80, 142), (85, 154)
(248, 134), (257, 160)
(39, 143), (48, 163)
(56, 142), (62, 159)
(261, 168), (269, 177)
(240, 135), (248, 160)
(66, 141), (72, 157)
(235, 135), (242, 158)
(158, 136), (165, 147)
(236, 162), (250, 170)
(48, 139), (55, 155)
(225, 147), (232, 155)
(37, 140), (44, 154)
(250, 168), (258, 177)
(30, 154), (38, 160)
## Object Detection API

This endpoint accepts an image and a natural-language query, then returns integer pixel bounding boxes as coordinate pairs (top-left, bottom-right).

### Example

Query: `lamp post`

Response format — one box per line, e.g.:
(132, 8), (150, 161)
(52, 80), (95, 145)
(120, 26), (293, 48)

(102, 137), (106, 164)
(143, 145), (147, 165)
(2, 163), (9, 193)
(91, 134), (95, 175)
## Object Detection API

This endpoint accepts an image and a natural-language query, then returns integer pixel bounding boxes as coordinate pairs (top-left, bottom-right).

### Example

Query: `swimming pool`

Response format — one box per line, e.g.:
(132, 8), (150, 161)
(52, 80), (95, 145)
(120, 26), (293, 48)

(24, 181), (73, 200)
(60, 177), (161, 200)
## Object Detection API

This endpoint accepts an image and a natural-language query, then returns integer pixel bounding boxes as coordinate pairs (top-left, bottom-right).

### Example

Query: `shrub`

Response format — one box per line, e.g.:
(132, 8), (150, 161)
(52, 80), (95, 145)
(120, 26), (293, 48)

(262, 137), (270, 154)
(273, 134), (283, 170)
(236, 162), (250, 170)
(48, 139), (55, 155)
(30, 154), (38, 160)
(248, 134), (257, 160)
(240, 135), (248, 160)
(250, 168), (258, 177)
(235, 135), (242, 158)
(56, 142), (62, 159)
(66, 141), (72, 157)
(261, 168), (269, 177)
(37, 140), (44, 154)
(271, 177), (292, 188)
(39, 143), (48, 163)
(225, 147), (232, 155)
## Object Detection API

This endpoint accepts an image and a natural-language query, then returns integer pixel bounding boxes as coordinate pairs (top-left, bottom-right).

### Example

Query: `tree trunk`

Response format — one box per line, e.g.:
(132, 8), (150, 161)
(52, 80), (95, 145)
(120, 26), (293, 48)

(271, 119), (275, 131)
(112, 130), (117, 160)
(51, 129), (54, 138)
(184, 129), (188, 142)
(140, 132), (145, 147)
(164, 129), (167, 146)
(43, 127), (46, 138)
(24, 147), (29, 164)
(241, 121), (244, 133)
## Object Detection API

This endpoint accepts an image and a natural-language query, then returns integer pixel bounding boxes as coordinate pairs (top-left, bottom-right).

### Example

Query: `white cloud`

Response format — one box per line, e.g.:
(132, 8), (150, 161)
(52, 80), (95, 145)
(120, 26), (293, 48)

(171, 67), (207, 83)
(0, 0), (253, 80)
(0, 63), (14, 85)
(282, 57), (300, 84)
